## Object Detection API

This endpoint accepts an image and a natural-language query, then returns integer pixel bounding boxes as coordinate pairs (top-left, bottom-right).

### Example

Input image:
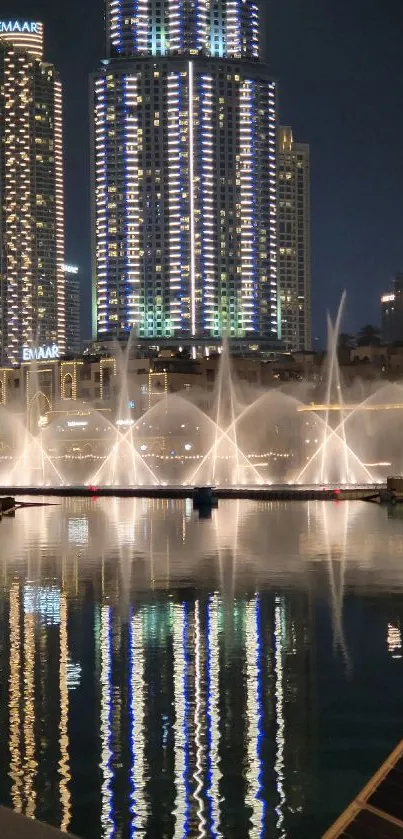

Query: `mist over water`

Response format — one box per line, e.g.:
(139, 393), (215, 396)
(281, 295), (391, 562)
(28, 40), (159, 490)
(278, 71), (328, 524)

(1, 310), (403, 488)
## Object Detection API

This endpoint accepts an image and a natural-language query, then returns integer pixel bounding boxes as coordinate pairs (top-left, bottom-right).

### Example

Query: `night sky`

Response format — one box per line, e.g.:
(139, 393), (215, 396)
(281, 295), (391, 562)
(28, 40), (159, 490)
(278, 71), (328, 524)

(0, 0), (402, 343)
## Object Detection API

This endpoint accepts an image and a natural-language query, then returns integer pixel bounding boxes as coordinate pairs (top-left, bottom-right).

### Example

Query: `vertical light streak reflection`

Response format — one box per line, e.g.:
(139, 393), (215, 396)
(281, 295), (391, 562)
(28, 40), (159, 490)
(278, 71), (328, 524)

(59, 591), (71, 832)
(387, 622), (402, 659)
(194, 600), (206, 837)
(245, 597), (264, 838)
(173, 603), (188, 838)
(9, 582), (22, 812)
(207, 595), (221, 837)
(322, 503), (350, 667)
(100, 605), (115, 838)
(23, 611), (36, 819)
(129, 609), (147, 835)
(274, 596), (286, 836)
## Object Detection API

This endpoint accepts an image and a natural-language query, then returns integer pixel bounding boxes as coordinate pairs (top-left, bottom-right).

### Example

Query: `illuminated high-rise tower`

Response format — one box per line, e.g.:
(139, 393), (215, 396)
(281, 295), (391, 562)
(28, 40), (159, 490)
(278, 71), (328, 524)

(0, 20), (65, 367)
(278, 126), (311, 352)
(91, 0), (278, 348)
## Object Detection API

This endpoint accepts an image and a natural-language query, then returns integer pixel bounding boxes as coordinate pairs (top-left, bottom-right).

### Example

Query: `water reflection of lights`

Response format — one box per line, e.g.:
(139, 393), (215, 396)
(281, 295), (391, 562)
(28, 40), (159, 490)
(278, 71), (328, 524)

(173, 604), (188, 838)
(387, 622), (402, 659)
(5, 498), (403, 835)
(129, 610), (147, 834)
(245, 598), (264, 838)
(23, 610), (36, 818)
(59, 591), (71, 832)
(9, 583), (22, 813)
(68, 517), (89, 546)
(274, 597), (286, 836)
(67, 659), (82, 690)
(100, 605), (115, 838)
(23, 584), (61, 626)
(194, 600), (206, 836)
(207, 595), (221, 837)
(322, 503), (351, 665)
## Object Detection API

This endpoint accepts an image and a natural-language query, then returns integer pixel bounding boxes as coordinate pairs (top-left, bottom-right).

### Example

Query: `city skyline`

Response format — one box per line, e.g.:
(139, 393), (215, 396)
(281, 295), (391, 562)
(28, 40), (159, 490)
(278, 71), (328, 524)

(0, 0), (401, 342)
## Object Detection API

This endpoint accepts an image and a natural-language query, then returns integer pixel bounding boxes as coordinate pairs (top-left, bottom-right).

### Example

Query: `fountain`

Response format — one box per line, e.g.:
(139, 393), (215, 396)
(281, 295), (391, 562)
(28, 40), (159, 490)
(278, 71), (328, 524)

(0, 295), (400, 492)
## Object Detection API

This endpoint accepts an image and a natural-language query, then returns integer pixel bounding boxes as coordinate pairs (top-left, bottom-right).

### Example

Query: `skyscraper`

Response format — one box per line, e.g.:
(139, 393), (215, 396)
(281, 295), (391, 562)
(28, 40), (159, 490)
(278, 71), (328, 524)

(91, 1), (278, 349)
(0, 20), (65, 367)
(278, 126), (311, 352)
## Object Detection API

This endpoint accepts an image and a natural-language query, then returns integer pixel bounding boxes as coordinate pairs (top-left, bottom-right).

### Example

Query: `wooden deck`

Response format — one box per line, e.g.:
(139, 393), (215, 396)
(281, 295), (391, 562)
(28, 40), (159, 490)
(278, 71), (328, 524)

(323, 739), (403, 837)
(0, 806), (77, 838)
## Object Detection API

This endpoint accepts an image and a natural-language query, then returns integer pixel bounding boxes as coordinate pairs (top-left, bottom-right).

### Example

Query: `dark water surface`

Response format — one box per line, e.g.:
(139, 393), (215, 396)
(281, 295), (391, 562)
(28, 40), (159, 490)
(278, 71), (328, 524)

(1, 498), (403, 838)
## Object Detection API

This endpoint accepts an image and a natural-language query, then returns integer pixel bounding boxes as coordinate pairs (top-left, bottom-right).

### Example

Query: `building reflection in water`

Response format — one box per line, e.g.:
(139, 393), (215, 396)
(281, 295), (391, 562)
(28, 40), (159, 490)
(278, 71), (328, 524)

(59, 590), (71, 832)
(9, 582), (22, 814)
(0, 498), (402, 837)
(129, 608), (146, 834)
(100, 605), (114, 838)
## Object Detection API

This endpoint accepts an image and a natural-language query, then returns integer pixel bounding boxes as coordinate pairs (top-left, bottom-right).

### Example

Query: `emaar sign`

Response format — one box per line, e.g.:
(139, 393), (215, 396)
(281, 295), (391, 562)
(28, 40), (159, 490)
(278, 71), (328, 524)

(0, 21), (40, 34)
(22, 344), (60, 362)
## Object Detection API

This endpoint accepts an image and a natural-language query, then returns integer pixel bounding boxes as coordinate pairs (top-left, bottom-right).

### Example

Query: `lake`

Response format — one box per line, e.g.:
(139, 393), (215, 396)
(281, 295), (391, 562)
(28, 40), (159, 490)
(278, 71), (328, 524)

(0, 498), (403, 838)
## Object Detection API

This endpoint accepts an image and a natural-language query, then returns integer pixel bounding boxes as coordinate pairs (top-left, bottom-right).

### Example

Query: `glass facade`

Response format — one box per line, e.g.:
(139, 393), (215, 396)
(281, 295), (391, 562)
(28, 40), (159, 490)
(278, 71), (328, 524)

(92, 1), (277, 343)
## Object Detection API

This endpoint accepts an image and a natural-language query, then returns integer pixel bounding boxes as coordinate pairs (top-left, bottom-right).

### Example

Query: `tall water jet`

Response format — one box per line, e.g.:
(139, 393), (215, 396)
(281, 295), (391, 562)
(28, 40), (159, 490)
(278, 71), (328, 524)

(212, 340), (240, 484)
(320, 295), (350, 483)
(89, 332), (160, 486)
(296, 294), (375, 485)
(190, 341), (264, 486)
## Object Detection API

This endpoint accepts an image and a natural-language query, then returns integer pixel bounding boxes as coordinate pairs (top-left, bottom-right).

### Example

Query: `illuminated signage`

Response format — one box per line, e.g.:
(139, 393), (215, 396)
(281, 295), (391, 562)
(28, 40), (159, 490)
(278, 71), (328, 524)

(67, 421), (88, 428)
(381, 294), (395, 304)
(22, 344), (60, 362)
(0, 21), (40, 34)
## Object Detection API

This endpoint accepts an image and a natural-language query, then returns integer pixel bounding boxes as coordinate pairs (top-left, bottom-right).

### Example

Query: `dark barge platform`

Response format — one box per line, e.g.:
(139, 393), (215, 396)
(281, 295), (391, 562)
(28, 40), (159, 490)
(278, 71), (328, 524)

(0, 484), (384, 502)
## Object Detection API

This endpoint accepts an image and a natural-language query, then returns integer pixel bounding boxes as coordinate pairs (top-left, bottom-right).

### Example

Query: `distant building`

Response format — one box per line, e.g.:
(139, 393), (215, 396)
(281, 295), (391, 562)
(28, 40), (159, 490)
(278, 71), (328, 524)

(63, 264), (81, 356)
(381, 275), (403, 344)
(0, 20), (65, 366)
(278, 126), (311, 352)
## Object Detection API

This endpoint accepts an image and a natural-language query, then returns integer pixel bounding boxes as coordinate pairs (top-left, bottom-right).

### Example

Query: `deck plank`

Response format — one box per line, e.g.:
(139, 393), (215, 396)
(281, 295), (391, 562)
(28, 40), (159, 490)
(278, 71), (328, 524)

(322, 740), (403, 837)
(0, 806), (77, 838)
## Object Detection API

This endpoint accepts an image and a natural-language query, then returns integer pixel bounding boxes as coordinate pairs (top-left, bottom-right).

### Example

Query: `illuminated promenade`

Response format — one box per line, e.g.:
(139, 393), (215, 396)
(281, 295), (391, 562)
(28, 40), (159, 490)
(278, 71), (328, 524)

(298, 402), (403, 412)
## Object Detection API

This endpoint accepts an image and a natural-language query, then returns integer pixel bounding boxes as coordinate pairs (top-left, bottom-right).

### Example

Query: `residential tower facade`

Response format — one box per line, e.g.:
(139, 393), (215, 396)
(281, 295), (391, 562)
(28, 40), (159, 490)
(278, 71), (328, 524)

(0, 20), (65, 366)
(91, 0), (278, 348)
(278, 126), (311, 351)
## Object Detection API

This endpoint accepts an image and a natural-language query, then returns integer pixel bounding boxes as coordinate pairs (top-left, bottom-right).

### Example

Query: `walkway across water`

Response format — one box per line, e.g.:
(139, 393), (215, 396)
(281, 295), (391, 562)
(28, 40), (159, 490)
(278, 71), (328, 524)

(0, 484), (384, 502)
(323, 739), (403, 837)
(0, 806), (77, 838)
